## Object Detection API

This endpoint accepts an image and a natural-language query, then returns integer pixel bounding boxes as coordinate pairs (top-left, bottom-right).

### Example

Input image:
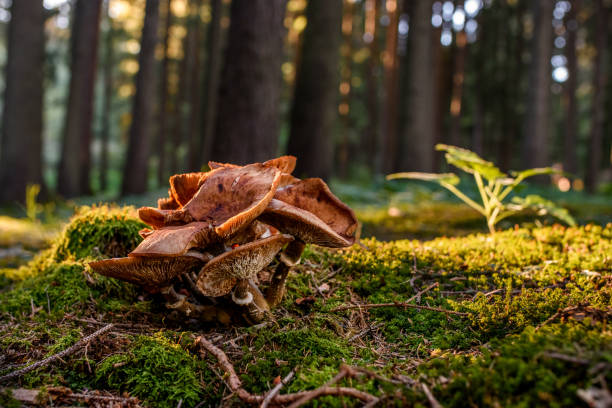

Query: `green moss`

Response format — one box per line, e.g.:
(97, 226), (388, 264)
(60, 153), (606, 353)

(96, 332), (216, 408)
(0, 390), (21, 408)
(0, 206), (145, 316)
(53, 205), (146, 261)
(416, 323), (612, 408)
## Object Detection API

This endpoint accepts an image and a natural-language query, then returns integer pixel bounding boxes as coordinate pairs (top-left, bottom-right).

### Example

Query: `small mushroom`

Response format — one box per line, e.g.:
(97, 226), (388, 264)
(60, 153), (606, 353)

(129, 222), (216, 258)
(196, 234), (293, 298)
(89, 250), (206, 290)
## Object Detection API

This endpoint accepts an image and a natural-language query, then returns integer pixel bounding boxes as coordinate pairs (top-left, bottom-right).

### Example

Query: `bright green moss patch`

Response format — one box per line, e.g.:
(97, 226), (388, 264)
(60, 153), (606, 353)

(96, 332), (216, 408)
(417, 323), (612, 408)
(53, 205), (146, 261)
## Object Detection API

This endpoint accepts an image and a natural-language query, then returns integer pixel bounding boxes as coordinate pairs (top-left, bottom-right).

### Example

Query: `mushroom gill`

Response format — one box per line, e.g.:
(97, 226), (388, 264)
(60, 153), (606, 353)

(196, 234), (293, 297)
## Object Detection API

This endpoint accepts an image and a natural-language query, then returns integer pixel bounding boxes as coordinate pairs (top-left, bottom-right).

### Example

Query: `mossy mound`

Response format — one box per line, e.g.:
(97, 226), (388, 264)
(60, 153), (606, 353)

(0, 206), (610, 407)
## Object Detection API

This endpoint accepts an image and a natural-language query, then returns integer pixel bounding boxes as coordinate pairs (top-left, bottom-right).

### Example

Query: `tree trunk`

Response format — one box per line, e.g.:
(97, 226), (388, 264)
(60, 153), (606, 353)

(398, 0), (436, 172)
(380, 0), (401, 173)
(563, 0), (579, 176)
(585, 0), (609, 192)
(211, 0), (287, 164)
(523, 0), (553, 170)
(0, 0), (45, 204)
(121, 0), (160, 196)
(156, 0), (172, 185)
(287, 0), (343, 179)
(364, 0), (382, 173)
(99, 1), (114, 193)
(57, 0), (102, 198)
(187, 0), (204, 172)
(448, 4), (467, 148)
(199, 0), (223, 164)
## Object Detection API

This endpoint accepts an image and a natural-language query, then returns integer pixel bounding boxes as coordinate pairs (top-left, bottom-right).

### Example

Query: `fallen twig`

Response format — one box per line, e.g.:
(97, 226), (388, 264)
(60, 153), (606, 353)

(421, 383), (443, 408)
(260, 370), (295, 408)
(197, 336), (378, 406)
(0, 323), (114, 383)
(406, 282), (439, 304)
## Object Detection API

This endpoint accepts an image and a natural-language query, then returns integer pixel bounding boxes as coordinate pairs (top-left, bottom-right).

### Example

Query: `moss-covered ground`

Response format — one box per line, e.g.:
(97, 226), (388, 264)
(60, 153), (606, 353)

(0, 204), (610, 407)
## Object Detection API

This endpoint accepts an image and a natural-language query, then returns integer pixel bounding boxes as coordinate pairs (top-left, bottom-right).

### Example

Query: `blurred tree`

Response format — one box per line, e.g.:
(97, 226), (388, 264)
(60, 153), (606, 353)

(211, 0), (287, 164)
(585, 0), (609, 192)
(0, 0), (45, 204)
(363, 0), (382, 172)
(448, 1), (466, 147)
(187, 0), (204, 172)
(58, 0), (103, 198)
(398, 0), (436, 172)
(199, 0), (223, 164)
(563, 0), (580, 175)
(287, 0), (343, 179)
(156, 0), (173, 185)
(99, 0), (114, 192)
(523, 0), (553, 171)
(122, 0), (160, 195)
(381, 0), (401, 173)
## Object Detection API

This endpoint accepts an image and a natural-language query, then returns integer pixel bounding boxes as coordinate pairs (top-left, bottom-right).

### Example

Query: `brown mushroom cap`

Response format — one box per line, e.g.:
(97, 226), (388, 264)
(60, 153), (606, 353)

(196, 234), (293, 297)
(259, 178), (357, 247)
(209, 155), (297, 175)
(169, 172), (206, 206)
(129, 222), (216, 257)
(89, 251), (205, 289)
(182, 163), (281, 237)
(158, 194), (180, 210)
(260, 199), (354, 247)
(138, 207), (194, 229)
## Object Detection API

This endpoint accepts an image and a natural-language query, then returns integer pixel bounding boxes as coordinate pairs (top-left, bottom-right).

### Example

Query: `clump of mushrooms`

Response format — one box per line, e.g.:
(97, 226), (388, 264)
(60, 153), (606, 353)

(89, 156), (358, 324)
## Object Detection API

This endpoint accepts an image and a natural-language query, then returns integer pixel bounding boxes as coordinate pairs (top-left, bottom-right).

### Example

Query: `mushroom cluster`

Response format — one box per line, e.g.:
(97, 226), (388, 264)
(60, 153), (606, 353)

(89, 156), (358, 324)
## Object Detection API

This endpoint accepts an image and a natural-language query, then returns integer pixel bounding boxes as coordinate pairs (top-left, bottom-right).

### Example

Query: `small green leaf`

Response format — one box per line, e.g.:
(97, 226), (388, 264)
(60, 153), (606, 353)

(435, 144), (506, 181)
(510, 167), (561, 181)
(510, 195), (576, 226)
(386, 172), (460, 185)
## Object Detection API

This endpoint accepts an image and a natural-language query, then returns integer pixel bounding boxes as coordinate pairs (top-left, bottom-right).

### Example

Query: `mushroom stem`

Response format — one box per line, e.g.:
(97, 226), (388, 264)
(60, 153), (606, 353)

(266, 240), (306, 308)
(242, 280), (271, 324)
(232, 279), (253, 305)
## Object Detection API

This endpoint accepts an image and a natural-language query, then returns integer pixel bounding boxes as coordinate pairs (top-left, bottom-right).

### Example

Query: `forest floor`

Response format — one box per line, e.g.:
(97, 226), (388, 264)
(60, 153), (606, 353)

(0, 189), (611, 407)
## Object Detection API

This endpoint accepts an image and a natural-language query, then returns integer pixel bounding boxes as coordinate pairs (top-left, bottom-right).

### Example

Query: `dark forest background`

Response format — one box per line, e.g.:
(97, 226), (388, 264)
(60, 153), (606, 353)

(0, 0), (610, 205)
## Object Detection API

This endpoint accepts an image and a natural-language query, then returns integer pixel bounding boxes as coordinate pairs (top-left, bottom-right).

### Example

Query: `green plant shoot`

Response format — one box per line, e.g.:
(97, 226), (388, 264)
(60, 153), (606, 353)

(387, 144), (576, 233)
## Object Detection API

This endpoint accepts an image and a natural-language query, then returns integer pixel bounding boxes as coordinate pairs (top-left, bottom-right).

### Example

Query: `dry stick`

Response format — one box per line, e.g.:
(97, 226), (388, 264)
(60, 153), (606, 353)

(406, 282), (439, 304)
(287, 367), (349, 408)
(197, 337), (377, 405)
(421, 383), (443, 408)
(331, 302), (468, 316)
(260, 370), (295, 408)
(0, 323), (114, 383)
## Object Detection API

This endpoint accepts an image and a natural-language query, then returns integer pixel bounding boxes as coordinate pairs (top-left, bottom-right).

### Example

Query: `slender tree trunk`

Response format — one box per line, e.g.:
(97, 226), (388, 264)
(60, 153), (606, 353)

(187, 0), (204, 172)
(0, 0), (45, 204)
(57, 0), (102, 197)
(398, 0), (436, 172)
(121, 0), (160, 195)
(380, 0), (401, 173)
(156, 0), (172, 185)
(448, 1), (466, 147)
(523, 0), (553, 170)
(211, 0), (287, 164)
(585, 0), (609, 192)
(364, 0), (382, 173)
(287, 0), (343, 179)
(99, 1), (114, 193)
(170, 22), (191, 175)
(563, 0), (580, 175)
(199, 0), (223, 164)
(337, 0), (355, 179)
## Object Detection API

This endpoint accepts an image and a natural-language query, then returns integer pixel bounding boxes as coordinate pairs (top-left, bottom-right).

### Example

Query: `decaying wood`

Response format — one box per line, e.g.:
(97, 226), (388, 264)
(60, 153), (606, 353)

(0, 323), (114, 383)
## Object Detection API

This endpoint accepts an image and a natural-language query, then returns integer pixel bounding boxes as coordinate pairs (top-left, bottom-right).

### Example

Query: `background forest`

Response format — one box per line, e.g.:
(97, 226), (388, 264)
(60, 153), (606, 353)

(0, 0), (611, 206)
